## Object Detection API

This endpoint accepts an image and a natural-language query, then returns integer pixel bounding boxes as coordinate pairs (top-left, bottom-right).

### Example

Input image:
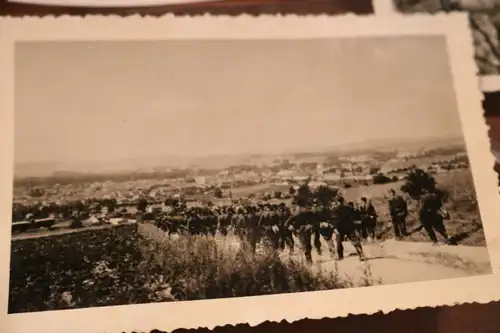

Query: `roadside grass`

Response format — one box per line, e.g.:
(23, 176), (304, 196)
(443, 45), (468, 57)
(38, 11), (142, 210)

(136, 223), (364, 301)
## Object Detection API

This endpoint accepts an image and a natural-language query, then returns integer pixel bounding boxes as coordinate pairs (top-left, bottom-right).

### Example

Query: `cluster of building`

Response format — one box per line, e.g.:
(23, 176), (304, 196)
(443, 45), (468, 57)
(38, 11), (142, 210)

(13, 148), (468, 211)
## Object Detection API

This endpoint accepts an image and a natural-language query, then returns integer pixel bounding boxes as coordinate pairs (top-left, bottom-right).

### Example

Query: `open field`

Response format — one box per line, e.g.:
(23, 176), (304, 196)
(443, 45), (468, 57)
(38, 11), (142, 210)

(9, 223), (351, 313)
(228, 183), (289, 197)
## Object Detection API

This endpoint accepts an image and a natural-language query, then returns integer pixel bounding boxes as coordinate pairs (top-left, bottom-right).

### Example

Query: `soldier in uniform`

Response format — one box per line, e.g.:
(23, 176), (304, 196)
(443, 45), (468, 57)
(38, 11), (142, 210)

(155, 213), (168, 232)
(310, 203), (323, 255)
(186, 208), (200, 235)
(232, 207), (247, 241)
(419, 189), (451, 245)
(277, 203), (294, 253)
(204, 208), (218, 237)
(218, 207), (233, 236)
(358, 197), (378, 240)
(285, 202), (316, 264)
(348, 201), (363, 239)
(240, 206), (259, 253)
(313, 203), (336, 256)
(333, 197), (365, 261)
(388, 189), (409, 239)
(258, 204), (280, 250)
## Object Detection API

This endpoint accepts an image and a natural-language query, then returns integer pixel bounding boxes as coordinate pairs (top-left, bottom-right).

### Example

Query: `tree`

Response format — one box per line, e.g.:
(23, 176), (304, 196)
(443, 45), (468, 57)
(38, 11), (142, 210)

(314, 186), (339, 207)
(400, 168), (437, 200)
(294, 183), (312, 206)
(136, 198), (148, 213)
(289, 186), (296, 196)
(214, 187), (223, 199)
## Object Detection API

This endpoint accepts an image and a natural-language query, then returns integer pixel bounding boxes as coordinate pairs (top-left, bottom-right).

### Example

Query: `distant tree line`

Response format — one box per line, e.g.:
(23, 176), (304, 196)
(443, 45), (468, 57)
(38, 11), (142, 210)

(14, 169), (196, 187)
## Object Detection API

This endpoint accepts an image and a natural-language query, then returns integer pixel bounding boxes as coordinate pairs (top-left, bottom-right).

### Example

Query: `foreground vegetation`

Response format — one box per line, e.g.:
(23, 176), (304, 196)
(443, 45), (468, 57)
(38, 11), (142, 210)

(9, 224), (355, 313)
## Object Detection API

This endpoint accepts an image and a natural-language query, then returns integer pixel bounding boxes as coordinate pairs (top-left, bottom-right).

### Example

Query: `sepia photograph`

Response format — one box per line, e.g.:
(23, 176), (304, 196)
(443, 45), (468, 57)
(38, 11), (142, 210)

(393, 0), (500, 75)
(1, 15), (499, 333)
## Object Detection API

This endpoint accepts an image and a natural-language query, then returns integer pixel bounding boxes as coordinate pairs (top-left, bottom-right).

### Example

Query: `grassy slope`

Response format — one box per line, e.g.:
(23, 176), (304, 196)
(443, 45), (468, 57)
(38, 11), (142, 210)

(342, 169), (485, 246)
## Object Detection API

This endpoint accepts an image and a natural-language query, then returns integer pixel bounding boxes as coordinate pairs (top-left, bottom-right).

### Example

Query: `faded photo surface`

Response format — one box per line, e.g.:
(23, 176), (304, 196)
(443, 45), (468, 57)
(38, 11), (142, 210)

(394, 0), (500, 75)
(9, 34), (493, 314)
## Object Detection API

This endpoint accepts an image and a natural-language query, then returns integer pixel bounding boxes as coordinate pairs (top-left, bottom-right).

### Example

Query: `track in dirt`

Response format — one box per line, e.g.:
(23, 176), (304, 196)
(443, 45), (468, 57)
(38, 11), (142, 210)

(284, 241), (488, 286)
(144, 223), (492, 288)
(283, 236), (491, 285)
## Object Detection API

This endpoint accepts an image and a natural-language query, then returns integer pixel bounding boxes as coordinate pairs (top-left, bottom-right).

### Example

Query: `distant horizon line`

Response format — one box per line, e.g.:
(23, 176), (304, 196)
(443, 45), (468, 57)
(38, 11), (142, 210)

(14, 133), (465, 167)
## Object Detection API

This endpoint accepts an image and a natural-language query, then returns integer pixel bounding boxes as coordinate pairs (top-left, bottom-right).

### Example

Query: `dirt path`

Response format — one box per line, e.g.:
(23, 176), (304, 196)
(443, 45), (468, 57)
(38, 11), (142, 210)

(278, 239), (492, 286)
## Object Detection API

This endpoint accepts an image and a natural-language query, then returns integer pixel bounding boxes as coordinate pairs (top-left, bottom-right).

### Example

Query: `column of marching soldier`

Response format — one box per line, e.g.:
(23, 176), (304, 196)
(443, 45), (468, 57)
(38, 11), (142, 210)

(153, 186), (451, 264)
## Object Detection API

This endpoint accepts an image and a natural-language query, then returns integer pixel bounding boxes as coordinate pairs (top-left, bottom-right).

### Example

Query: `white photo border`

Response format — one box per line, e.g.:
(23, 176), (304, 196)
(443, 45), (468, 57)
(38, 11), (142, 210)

(1, 14), (499, 333)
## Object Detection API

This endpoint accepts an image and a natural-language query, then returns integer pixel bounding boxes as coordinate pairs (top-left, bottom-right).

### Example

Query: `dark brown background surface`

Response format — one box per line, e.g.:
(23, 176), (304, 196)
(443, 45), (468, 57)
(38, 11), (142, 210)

(0, 0), (373, 15)
(1, 0), (499, 331)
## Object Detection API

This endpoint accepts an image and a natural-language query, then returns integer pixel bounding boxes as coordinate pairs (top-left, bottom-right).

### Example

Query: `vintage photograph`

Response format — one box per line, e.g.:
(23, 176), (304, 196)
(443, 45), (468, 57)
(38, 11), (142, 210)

(1, 15), (499, 333)
(7, 21), (494, 307)
(393, 0), (500, 75)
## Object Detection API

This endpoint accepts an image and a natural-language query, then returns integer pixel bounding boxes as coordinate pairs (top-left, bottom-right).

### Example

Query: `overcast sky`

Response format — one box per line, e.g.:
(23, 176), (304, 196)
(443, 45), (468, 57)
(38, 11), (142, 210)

(15, 36), (463, 164)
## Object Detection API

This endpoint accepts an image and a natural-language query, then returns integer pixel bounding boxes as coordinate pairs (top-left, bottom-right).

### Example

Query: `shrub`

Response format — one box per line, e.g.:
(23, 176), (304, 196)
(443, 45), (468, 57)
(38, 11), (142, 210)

(400, 167), (437, 200)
